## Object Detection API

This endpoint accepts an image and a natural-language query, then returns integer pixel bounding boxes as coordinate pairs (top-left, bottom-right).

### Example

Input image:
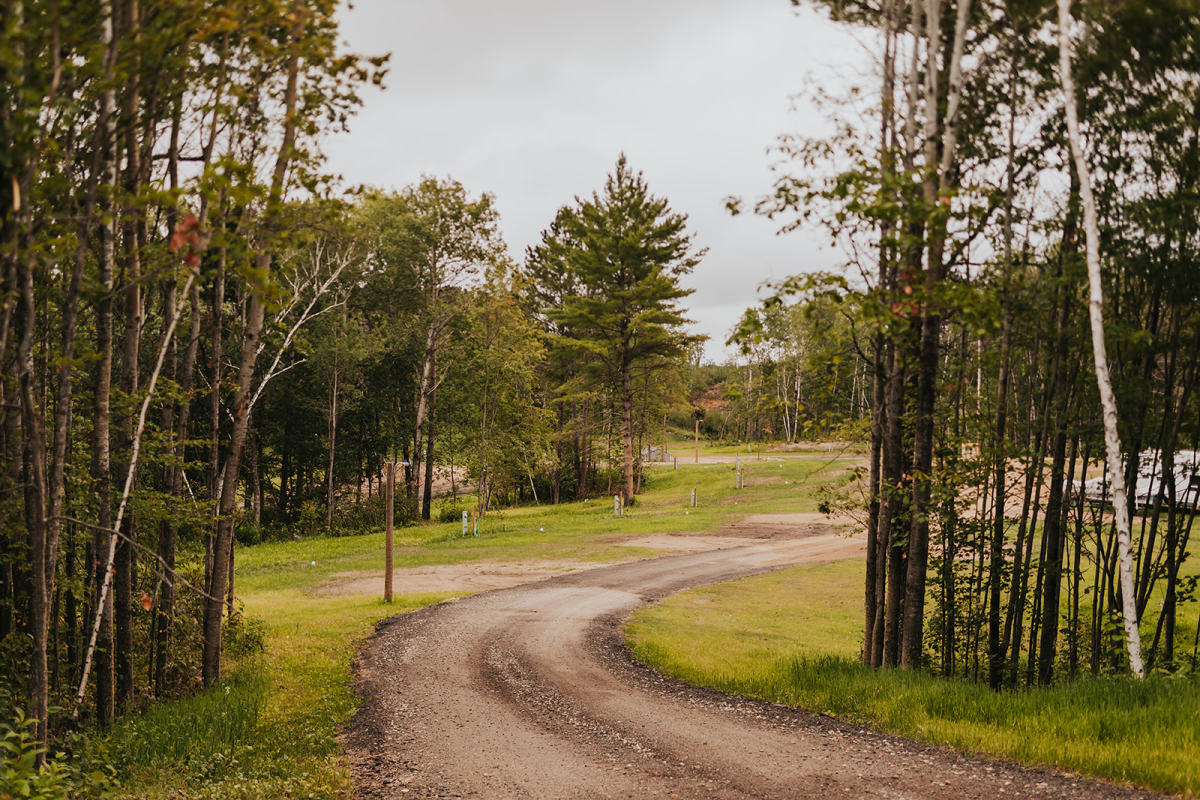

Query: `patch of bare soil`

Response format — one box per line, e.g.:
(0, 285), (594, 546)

(319, 514), (854, 598)
(315, 561), (610, 597)
(615, 512), (855, 554)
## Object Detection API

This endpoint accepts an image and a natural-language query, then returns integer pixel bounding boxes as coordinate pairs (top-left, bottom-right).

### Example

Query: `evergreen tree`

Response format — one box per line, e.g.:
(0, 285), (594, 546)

(538, 155), (704, 503)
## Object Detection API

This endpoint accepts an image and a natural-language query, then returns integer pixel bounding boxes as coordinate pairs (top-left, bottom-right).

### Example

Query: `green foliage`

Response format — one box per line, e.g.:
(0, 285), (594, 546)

(540, 154), (704, 392)
(436, 500), (468, 524)
(99, 668), (265, 779)
(0, 712), (114, 800)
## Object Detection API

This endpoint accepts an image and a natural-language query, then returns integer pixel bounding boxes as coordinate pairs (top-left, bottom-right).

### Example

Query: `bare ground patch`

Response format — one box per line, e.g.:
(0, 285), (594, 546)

(316, 513), (856, 598)
(314, 560), (611, 597)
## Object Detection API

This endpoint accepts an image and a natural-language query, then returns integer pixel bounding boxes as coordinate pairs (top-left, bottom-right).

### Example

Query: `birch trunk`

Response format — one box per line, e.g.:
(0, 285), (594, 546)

(1057, 0), (1143, 677)
(202, 3), (303, 685)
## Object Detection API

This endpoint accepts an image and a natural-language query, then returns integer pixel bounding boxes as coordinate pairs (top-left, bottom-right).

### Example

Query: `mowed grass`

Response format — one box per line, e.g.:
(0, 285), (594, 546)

(626, 559), (1200, 797)
(234, 452), (852, 594)
(102, 453), (855, 799)
(106, 592), (450, 799)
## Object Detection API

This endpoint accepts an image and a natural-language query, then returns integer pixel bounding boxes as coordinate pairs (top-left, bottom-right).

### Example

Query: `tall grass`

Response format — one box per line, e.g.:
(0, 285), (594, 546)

(627, 561), (1200, 796)
(102, 664), (266, 778)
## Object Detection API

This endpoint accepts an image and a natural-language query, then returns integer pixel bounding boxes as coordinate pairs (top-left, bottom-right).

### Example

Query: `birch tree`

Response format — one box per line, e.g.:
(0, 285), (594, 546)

(1056, 0), (1144, 678)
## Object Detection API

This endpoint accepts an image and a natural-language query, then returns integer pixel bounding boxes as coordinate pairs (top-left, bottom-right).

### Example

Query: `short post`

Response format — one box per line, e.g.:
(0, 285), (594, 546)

(462, 509), (468, 537)
(614, 494), (620, 517)
(384, 462), (394, 603)
(473, 509), (479, 537)
(673, 456), (677, 470)
(690, 488), (697, 507)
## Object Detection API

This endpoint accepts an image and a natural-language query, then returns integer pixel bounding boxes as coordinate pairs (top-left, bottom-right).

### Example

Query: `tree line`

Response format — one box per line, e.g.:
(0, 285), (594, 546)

(0, 0), (701, 760)
(743, 0), (1200, 685)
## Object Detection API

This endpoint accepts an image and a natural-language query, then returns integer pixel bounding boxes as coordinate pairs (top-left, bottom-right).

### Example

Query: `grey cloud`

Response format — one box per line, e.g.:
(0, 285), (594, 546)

(327, 0), (861, 360)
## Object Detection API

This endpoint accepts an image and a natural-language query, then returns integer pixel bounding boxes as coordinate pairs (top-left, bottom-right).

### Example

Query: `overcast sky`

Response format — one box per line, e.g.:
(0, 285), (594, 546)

(324, 1), (868, 361)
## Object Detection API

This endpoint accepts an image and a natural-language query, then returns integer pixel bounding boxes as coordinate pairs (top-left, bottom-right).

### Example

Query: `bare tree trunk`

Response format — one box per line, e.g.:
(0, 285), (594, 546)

(900, 0), (973, 671)
(154, 281), (199, 694)
(15, 198), (51, 746)
(865, 0), (897, 665)
(89, 0), (120, 722)
(986, 59), (1018, 690)
(206, 257), (224, 589)
(412, 323), (436, 502)
(1057, 0), (1143, 677)
(327, 362), (338, 528)
(422, 374), (436, 521)
(621, 367), (635, 504)
(881, 345), (907, 667)
(202, 5), (303, 685)
(114, 14), (144, 703)
(76, 269), (197, 715)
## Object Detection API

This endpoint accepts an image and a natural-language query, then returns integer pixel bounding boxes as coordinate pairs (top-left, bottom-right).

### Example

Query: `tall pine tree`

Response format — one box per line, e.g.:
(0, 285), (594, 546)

(538, 155), (704, 503)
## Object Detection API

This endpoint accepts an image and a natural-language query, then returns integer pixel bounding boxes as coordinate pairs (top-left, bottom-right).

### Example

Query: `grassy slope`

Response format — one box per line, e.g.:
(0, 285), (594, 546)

(627, 559), (1200, 797)
(105, 453), (849, 798)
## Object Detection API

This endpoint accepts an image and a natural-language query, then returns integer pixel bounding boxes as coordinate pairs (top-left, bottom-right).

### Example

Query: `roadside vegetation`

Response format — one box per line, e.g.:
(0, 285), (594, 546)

(627, 558), (1200, 796)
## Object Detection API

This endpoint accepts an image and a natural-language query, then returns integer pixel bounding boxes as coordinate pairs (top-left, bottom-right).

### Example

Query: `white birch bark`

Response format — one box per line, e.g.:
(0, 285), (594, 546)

(75, 270), (198, 712)
(1056, 0), (1144, 678)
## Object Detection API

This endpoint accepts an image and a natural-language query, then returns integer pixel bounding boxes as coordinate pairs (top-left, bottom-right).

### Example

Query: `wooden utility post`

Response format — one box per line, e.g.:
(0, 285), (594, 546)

(384, 462), (394, 603)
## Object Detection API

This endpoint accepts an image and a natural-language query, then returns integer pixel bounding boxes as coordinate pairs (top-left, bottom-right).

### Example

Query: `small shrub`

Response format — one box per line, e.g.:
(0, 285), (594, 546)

(436, 500), (466, 523)
(224, 612), (266, 660)
(0, 711), (114, 800)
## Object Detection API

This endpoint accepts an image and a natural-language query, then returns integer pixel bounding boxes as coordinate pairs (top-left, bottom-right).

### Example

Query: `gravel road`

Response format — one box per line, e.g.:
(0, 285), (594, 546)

(346, 530), (1166, 800)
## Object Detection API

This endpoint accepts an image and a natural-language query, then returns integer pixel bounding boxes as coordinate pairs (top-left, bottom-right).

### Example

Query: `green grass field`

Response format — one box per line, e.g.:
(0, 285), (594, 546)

(100, 454), (849, 799)
(626, 559), (1200, 797)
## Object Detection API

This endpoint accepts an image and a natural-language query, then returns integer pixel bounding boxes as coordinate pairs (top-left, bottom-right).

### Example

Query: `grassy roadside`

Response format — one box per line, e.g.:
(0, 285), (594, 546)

(100, 453), (855, 799)
(626, 559), (1200, 797)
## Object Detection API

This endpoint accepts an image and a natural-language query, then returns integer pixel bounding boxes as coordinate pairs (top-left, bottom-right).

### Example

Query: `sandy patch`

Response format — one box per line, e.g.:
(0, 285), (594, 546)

(614, 534), (772, 552)
(319, 513), (858, 598)
(615, 512), (855, 553)
(315, 560), (610, 597)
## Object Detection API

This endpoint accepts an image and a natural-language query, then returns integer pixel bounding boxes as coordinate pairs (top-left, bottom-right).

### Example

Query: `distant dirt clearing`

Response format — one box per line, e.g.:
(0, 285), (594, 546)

(317, 512), (860, 597)
(314, 561), (611, 597)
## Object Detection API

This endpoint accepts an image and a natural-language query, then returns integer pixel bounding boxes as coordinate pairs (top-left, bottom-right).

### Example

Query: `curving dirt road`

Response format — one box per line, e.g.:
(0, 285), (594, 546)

(346, 528), (1165, 800)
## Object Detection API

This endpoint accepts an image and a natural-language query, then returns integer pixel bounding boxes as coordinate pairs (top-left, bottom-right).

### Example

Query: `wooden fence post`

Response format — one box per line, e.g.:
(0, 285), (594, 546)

(384, 462), (394, 603)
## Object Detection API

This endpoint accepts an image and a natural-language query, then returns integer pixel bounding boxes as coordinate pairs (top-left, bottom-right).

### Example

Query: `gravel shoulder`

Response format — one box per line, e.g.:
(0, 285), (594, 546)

(345, 522), (1166, 800)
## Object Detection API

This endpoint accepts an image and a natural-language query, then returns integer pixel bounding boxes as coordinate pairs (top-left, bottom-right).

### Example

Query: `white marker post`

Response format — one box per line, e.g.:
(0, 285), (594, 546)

(614, 494), (621, 517)
(462, 509), (468, 537)
(690, 488), (697, 508)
